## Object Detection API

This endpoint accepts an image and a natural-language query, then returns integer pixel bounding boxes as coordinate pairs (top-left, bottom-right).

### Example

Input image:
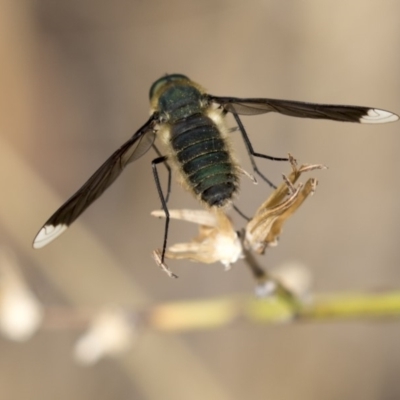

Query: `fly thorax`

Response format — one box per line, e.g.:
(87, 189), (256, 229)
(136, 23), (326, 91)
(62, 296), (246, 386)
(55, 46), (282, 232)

(158, 85), (203, 123)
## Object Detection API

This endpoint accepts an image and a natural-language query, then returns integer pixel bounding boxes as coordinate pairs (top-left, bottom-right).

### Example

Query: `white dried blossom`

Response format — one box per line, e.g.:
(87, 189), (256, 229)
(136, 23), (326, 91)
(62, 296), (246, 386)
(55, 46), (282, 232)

(74, 306), (134, 365)
(272, 262), (313, 300)
(152, 209), (243, 271)
(0, 248), (43, 341)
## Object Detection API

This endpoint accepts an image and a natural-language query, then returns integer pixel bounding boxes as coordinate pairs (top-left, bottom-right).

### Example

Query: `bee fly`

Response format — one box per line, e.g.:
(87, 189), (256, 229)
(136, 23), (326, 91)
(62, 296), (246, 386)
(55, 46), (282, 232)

(33, 73), (398, 263)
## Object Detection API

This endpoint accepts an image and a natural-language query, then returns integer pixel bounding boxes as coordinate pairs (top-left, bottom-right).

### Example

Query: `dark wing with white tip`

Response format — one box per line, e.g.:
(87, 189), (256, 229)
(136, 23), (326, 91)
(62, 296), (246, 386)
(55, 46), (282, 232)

(33, 114), (159, 249)
(208, 95), (399, 124)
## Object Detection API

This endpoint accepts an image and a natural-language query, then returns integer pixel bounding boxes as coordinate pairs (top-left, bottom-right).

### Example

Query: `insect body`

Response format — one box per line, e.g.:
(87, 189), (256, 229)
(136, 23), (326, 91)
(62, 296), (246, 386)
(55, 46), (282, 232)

(151, 76), (239, 207)
(33, 73), (399, 258)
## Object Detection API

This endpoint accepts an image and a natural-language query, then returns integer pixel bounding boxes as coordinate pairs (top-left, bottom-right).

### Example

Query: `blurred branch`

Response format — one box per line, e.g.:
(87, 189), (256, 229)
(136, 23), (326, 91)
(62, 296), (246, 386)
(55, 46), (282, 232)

(38, 290), (400, 333)
(2, 243), (400, 364)
(140, 290), (400, 326)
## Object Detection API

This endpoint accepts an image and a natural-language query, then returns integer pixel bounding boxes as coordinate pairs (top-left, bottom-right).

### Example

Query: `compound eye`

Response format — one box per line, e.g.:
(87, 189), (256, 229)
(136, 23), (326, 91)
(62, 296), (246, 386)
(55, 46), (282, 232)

(149, 74), (190, 100)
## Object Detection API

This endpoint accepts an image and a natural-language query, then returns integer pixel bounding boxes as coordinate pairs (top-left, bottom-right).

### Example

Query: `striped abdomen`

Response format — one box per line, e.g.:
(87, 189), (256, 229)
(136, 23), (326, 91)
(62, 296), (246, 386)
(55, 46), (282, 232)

(170, 114), (239, 207)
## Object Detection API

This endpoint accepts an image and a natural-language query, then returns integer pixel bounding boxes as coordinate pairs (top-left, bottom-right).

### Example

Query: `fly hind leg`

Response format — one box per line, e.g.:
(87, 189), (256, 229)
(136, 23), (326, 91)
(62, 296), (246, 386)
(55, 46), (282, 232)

(151, 155), (177, 278)
(232, 112), (288, 189)
(152, 144), (172, 204)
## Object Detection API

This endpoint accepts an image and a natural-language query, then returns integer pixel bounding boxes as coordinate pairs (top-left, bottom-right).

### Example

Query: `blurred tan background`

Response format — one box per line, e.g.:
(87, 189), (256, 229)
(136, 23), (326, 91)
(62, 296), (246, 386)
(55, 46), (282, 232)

(1, 0), (400, 399)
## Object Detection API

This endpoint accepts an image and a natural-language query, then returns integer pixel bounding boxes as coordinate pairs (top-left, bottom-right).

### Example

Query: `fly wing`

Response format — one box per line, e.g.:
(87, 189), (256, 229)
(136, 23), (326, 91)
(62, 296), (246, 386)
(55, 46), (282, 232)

(33, 115), (158, 249)
(208, 95), (399, 124)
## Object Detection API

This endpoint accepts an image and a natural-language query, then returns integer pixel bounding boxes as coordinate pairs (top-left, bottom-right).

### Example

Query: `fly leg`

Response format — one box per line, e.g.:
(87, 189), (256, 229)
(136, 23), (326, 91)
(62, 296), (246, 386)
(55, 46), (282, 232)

(232, 204), (250, 221)
(152, 144), (172, 204)
(151, 156), (175, 275)
(232, 112), (288, 189)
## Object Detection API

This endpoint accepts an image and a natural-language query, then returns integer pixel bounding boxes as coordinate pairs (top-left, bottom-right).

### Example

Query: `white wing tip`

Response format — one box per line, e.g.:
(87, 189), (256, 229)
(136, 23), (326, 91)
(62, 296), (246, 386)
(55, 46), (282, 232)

(33, 224), (68, 249)
(360, 109), (399, 124)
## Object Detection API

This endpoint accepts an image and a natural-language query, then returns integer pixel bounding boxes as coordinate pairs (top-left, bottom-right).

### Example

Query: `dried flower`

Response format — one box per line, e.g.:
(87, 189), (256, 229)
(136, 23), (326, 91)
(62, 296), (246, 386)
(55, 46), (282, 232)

(152, 209), (243, 277)
(244, 155), (325, 254)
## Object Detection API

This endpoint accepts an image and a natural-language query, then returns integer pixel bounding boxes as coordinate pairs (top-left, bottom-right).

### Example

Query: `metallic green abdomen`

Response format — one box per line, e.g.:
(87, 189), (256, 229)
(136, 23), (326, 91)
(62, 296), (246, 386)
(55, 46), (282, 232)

(170, 115), (238, 207)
